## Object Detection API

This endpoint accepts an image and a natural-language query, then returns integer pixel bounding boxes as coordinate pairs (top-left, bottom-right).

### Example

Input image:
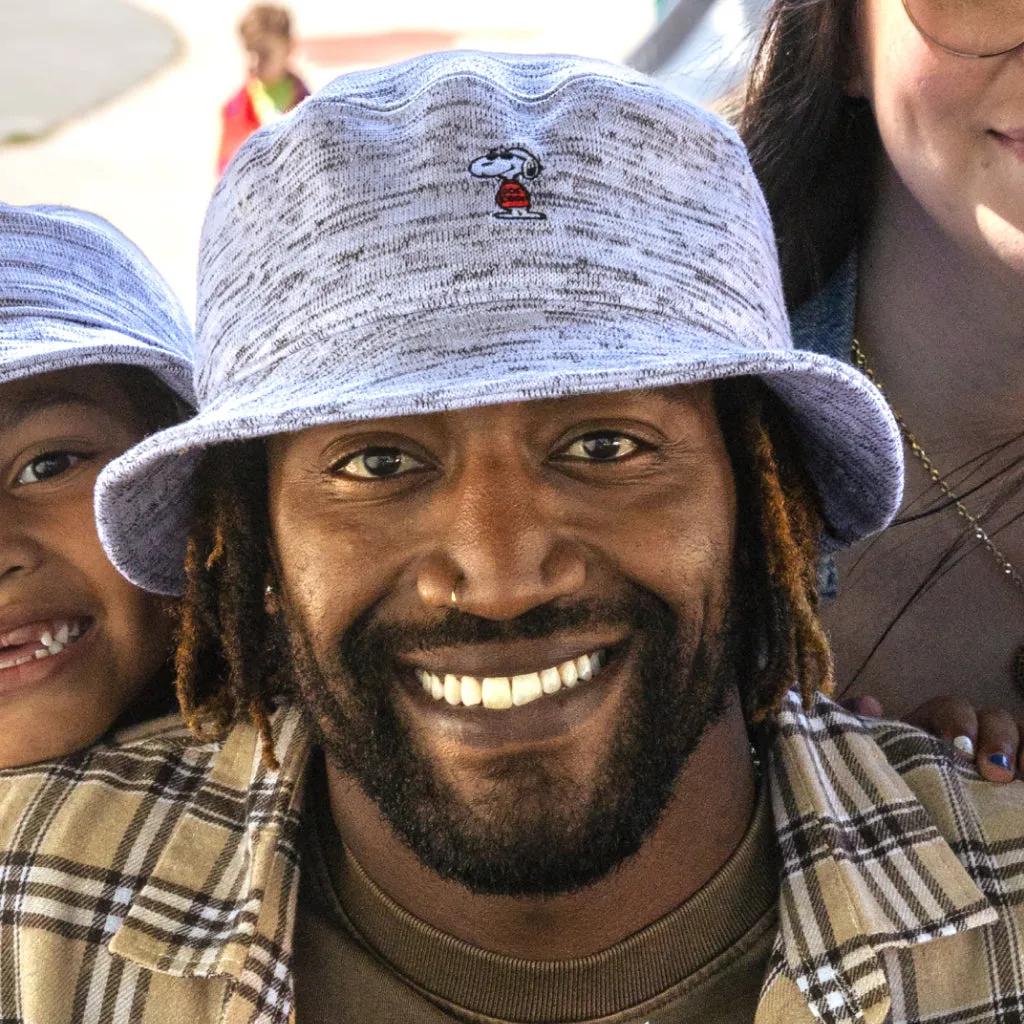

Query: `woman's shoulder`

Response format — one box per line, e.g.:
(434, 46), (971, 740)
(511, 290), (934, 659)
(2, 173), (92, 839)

(789, 251), (858, 362)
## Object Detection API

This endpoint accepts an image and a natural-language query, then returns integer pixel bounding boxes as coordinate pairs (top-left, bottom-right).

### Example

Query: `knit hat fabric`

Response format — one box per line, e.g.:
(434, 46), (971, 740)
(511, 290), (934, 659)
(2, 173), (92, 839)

(96, 51), (902, 597)
(0, 203), (193, 405)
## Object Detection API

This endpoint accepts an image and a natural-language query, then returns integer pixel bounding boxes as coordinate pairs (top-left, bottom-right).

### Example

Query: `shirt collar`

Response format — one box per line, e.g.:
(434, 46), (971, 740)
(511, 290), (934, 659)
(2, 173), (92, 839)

(105, 690), (999, 1024)
(769, 691), (998, 1024)
(108, 707), (312, 981)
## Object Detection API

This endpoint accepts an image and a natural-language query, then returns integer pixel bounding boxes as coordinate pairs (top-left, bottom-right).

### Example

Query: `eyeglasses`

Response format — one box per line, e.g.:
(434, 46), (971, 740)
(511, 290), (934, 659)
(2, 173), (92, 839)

(901, 0), (1024, 58)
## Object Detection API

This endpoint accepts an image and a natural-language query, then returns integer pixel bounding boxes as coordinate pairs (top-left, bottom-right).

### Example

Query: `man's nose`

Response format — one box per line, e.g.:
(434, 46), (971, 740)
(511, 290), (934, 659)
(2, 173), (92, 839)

(416, 465), (586, 621)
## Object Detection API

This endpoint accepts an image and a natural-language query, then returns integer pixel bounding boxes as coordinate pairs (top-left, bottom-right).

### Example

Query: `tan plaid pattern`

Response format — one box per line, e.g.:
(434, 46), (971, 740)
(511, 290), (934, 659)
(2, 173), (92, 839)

(0, 692), (1021, 1023)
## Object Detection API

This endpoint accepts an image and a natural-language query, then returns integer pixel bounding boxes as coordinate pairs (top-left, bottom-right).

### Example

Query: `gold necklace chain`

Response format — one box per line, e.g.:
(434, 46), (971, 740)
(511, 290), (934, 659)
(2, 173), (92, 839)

(851, 338), (1024, 596)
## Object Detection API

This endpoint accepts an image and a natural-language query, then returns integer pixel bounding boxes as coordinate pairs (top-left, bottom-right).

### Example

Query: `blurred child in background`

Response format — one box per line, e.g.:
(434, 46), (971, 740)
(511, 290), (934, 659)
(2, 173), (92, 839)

(217, 4), (310, 175)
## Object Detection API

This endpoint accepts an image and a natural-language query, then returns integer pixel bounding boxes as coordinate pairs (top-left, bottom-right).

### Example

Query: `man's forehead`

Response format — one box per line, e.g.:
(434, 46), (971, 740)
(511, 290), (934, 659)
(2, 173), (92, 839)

(283, 383), (716, 439)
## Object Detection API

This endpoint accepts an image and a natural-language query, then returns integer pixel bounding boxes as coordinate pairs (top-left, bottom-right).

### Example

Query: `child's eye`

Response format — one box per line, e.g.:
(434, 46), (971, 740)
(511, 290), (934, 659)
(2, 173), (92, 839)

(16, 452), (89, 486)
(333, 447), (427, 480)
(557, 432), (643, 463)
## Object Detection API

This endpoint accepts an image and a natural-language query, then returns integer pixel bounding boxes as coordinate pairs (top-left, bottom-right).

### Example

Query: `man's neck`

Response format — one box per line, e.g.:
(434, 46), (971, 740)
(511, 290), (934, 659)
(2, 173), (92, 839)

(856, 162), (1024, 460)
(323, 698), (758, 960)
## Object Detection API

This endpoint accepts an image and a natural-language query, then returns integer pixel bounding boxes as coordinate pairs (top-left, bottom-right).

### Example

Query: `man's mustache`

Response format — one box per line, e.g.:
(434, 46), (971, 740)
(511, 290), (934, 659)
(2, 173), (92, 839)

(340, 596), (666, 669)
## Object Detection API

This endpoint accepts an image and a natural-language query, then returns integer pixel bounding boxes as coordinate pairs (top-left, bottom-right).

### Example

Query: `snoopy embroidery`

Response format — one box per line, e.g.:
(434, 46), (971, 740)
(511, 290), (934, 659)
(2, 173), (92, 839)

(468, 146), (547, 220)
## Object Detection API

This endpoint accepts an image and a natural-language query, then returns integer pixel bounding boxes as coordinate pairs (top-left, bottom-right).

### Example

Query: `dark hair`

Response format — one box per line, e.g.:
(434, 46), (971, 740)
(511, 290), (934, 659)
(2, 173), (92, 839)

(238, 4), (293, 45)
(739, 0), (881, 310)
(114, 365), (193, 434)
(172, 379), (832, 768)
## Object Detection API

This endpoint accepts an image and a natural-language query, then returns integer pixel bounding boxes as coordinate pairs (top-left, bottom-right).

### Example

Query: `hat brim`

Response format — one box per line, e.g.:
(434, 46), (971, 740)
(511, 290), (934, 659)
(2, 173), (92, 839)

(0, 325), (194, 406)
(96, 313), (901, 596)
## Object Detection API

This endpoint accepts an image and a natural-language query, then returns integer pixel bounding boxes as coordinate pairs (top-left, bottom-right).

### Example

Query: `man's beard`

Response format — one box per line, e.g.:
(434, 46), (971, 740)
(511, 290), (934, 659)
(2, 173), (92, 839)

(275, 585), (742, 897)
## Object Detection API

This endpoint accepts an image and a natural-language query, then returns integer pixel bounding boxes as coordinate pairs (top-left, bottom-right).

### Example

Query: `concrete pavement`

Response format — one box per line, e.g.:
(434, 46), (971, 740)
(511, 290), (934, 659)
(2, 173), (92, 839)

(0, 0), (655, 307)
(0, 0), (179, 143)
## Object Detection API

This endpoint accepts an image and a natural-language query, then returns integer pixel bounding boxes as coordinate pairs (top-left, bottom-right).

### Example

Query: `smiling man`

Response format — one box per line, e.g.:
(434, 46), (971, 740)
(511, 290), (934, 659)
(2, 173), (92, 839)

(4, 51), (1024, 1024)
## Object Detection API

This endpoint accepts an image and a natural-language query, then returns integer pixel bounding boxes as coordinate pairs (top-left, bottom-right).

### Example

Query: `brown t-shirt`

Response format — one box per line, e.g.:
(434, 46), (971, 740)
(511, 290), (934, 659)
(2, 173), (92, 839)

(293, 772), (779, 1023)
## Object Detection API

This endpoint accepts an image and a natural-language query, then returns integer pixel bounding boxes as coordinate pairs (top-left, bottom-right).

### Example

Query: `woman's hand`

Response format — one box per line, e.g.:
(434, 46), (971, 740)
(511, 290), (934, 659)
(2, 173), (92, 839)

(842, 694), (1022, 783)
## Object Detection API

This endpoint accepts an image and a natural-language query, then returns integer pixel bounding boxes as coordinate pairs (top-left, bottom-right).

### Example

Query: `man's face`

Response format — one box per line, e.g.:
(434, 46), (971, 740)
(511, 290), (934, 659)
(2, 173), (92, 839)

(267, 384), (740, 894)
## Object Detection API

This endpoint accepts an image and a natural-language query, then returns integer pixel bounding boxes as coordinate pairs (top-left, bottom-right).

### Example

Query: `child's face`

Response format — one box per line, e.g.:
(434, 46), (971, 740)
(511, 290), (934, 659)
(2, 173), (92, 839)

(0, 366), (176, 767)
(246, 34), (292, 84)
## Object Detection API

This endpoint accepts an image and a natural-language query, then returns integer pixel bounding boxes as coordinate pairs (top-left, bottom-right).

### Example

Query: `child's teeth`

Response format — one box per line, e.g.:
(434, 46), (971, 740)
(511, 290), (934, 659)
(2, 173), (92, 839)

(511, 673), (542, 706)
(69, 622), (81, 639)
(55, 624), (70, 645)
(481, 677), (513, 709)
(47, 641), (64, 656)
(40, 630), (53, 648)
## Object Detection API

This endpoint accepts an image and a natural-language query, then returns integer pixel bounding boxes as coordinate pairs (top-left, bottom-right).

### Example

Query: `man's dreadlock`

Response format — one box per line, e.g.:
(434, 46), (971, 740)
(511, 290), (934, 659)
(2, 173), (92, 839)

(175, 378), (833, 767)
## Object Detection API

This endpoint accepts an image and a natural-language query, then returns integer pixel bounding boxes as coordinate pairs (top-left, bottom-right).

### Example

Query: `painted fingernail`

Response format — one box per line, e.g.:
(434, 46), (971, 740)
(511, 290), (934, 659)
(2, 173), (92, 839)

(988, 753), (1012, 772)
(952, 735), (975, 758)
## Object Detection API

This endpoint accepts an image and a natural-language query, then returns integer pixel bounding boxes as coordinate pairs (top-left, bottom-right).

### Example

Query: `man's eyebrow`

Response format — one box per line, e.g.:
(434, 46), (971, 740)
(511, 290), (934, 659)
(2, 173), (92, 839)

(0, 390), (112, 436)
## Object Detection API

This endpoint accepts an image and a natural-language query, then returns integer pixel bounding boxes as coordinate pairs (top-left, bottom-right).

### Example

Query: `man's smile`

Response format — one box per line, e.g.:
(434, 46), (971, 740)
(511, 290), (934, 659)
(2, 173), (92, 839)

(415, 648), (608, 708)
(393, 640), (633, 748)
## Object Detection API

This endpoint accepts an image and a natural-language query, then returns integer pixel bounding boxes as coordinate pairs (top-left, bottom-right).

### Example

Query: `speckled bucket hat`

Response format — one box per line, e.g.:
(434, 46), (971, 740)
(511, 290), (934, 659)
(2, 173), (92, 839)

(0, 203), (193, 405)
(96, 51), (902, 597)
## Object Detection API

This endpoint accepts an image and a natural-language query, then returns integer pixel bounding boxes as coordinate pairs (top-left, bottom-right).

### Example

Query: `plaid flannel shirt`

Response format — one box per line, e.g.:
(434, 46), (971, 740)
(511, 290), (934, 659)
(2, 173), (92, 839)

(0, 691), (1021, 1024)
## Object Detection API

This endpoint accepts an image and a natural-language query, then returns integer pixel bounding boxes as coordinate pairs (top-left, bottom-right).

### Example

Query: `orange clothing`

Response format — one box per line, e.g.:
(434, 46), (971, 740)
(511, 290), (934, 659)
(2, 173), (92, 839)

(216, 72), (309, 176)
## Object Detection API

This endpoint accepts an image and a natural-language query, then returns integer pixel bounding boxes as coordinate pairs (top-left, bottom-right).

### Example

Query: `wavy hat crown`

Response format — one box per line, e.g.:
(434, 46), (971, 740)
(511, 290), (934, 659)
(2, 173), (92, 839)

(96, 52), (902, 596)
(0, 203), (193, 402)
(197, 51), (788, 417)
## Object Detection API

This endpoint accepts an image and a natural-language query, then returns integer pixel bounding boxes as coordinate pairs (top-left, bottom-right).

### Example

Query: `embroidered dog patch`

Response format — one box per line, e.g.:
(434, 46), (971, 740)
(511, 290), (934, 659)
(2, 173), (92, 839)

(469, 146), (546, 220)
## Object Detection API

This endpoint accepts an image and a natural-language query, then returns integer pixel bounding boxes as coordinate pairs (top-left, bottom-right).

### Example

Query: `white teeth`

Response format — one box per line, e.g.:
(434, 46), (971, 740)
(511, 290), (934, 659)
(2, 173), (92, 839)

(558, 659), (578, 687)
(443, 674), (461, 705)
(69, 622), (82, 639)
(461, 676), (482, 706)
(0, 653), (35, 669)
(40, 630), (53, 648)
(540, 666), (562, 694)
(414, 649), (606, 710)
(481, 677), (513, 709)
(511, 672), (543, 706)
(55, 624), (70, 646)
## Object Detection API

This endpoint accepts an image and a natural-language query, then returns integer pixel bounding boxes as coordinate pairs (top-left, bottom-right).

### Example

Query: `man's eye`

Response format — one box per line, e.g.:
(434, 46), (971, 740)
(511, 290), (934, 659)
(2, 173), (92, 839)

(559, 432), (641, 462)
(16, 452), (87, 486)
(335, 447), (426, 480)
